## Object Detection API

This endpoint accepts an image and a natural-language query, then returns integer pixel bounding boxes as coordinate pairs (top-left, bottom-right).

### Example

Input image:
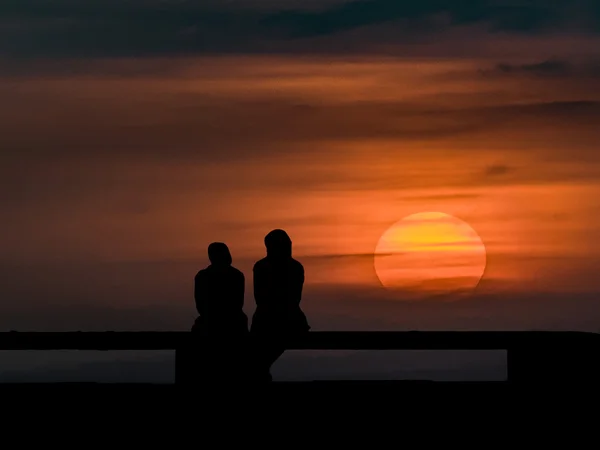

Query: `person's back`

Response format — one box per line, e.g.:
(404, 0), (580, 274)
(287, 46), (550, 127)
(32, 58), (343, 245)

(194, 242), (248, 336)
(251, 256), (308, 334)
(250, 229), (309, 382)
(182, 242), (249, 386)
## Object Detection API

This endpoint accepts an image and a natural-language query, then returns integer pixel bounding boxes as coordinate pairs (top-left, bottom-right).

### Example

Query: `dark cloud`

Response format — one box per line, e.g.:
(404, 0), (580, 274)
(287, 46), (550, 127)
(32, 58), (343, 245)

(4, 97), (600, 164)
(482, 58), (600, 79)
(1, 1), (600, 58)
(3, 96), (600, 206)
(258, 0), (580, 39)
(401, 194), (482, 202)
(496, 59), (573, 77)
(485, 164), (512, 177)
(300, 253), (382, 262)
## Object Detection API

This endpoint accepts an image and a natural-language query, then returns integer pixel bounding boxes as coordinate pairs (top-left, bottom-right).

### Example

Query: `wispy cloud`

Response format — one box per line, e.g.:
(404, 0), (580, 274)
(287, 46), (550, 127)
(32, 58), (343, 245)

(481, 58), (600, 79)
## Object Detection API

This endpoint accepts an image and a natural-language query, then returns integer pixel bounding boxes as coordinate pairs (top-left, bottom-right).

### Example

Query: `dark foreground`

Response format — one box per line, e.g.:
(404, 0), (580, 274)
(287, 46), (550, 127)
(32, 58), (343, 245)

(0, 380), (510, 396)
(0, 380), (515, 403)
(2, 381), (593, 429)
(0, 380), (508, 389)
(1, 381), (514, 410)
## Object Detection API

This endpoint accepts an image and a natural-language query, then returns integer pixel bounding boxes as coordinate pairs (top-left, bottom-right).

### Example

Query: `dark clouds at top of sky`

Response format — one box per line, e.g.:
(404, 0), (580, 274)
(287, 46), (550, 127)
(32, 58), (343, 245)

(2, 0), (600, 58)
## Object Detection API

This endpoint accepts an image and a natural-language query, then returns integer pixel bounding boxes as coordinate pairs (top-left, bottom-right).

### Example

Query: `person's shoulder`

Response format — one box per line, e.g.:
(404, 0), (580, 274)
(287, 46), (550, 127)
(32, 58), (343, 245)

(230, 266), (245, 279)
(291, 258), (304, 271)
(253, 257), (268, 271)
(195, 266), (210, 276)
(194, 267), (208, 280)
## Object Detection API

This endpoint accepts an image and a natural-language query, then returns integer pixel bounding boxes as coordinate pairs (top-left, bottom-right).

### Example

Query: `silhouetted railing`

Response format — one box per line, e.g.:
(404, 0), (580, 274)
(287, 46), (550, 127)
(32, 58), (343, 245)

(1, 331), (598, 384)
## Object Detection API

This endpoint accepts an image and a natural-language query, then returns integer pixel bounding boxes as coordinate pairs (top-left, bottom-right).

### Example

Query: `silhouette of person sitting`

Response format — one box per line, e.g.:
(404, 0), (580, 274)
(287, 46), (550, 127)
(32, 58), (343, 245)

(186, 242), (249, 384)
(193, 242), (248, 336)
(250, 229), (310, 381)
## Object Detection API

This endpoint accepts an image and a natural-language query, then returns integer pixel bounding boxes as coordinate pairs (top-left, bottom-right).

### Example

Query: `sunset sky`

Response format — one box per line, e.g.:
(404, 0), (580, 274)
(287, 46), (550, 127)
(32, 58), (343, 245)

(1, 0), (600, 382)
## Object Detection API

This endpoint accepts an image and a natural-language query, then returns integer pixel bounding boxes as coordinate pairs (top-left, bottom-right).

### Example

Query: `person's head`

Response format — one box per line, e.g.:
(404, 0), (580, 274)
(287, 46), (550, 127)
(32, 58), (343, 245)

(208, 242), (232, 266)
(264, 229), (292, 259)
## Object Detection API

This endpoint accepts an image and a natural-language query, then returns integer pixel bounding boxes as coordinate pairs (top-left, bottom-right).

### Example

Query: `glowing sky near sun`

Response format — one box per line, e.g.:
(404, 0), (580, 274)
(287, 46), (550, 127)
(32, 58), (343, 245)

(374, 212), (487, 296)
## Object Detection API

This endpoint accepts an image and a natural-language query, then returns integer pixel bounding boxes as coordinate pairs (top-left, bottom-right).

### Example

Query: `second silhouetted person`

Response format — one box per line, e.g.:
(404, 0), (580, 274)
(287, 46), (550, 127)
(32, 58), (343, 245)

(251, 229), (310, 381)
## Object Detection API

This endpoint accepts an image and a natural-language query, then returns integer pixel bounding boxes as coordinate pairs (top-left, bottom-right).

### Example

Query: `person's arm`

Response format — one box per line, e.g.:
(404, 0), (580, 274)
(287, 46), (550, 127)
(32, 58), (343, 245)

(194, 273), (205, 316)
(253, 264), (266, 307)
(295, 264), (305, 305)
(238, 271), (245, 310)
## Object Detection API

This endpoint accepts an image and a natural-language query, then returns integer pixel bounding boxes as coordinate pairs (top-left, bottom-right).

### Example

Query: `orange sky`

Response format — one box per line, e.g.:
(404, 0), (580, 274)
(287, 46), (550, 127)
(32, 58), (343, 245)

(5, 0), (600, 386)
(2, 55), (600, 331)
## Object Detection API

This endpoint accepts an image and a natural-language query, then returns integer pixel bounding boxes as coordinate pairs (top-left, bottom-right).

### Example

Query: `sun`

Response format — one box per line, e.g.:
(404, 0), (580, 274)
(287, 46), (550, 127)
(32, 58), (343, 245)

(373, 212), (486, 297)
